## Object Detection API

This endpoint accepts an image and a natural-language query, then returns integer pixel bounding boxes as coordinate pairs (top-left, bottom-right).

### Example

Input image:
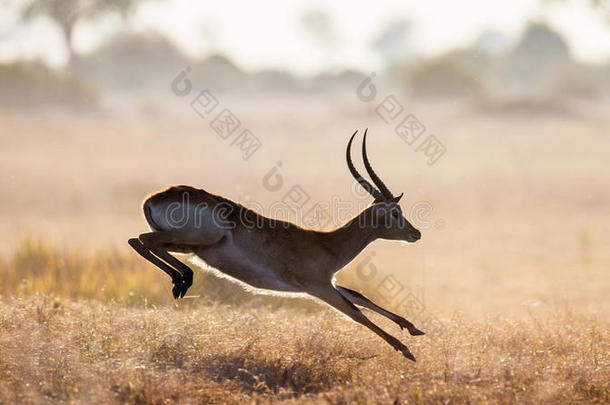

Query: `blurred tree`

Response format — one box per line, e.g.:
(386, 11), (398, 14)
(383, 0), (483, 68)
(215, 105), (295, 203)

(300, 9), (341, 71)
(20, 0), (156, 65)
(512, 22), (570, 63)
(300, 9), (338, 48)
(473, 29), (512, 56)
(491, 22), (581, 100)
(371, 19), (415, 68)
(72, 31), (189, 92)
(408, 51), (482, 99)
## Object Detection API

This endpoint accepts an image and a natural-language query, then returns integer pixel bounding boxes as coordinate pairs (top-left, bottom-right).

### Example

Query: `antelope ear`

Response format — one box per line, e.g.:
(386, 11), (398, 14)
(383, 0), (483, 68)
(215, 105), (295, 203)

(391, 193), (404, 203)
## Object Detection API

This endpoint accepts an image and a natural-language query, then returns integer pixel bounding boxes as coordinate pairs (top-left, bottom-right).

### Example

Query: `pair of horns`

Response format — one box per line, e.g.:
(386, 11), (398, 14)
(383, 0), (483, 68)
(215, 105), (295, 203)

(346, 129), (399, 202)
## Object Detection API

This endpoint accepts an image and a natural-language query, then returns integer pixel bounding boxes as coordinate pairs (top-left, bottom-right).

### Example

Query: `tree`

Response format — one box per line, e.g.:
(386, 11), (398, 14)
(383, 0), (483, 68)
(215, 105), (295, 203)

(300, 9), (339, 50)
(512, 22), (571, 63)
(299, 9), (341, 71)
(21, 0), (152, 64)
(371, 19), (415, 68)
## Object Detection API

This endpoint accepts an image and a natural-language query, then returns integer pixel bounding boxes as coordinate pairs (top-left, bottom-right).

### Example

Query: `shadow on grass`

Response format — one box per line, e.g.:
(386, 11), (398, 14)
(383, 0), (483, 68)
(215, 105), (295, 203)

(202, 354), (350, 397)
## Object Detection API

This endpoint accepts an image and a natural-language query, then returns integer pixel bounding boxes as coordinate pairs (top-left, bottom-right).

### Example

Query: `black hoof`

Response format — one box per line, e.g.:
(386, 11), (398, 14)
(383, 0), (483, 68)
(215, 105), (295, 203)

(399, 347), (416, 362)
(389, 336), (417, 362)
(179, 281), (190, 298)
(172, 278), (191, 299)
(408, 327), (426, 336)
(397, 319), (425, 336)
(172, 281), (182, 299)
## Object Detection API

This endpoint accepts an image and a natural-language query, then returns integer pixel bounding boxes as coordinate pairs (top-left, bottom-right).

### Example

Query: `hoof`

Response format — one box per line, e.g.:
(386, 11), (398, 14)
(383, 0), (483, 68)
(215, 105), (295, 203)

(172, 279), (190, 299)
(172, 281), (182, 299)
(390, 337), (417, 362)
(399, 347), (416, 362)
(397, 319), (425, 336)
(408, 327), (426, 336)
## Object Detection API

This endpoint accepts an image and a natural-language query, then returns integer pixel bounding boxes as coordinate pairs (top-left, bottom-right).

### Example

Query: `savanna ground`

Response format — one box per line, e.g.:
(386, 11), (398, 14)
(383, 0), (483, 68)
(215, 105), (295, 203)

(0, 97), (609, 403)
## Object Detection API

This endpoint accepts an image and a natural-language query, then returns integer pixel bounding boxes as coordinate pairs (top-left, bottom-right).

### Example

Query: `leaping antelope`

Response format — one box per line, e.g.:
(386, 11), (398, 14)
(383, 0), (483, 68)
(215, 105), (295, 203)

(128, 129), (425, 361)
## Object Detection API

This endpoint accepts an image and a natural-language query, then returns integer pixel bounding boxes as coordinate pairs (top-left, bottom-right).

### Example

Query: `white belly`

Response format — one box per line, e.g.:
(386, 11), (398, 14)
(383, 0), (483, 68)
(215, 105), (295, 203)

(186, 254), (305, 297)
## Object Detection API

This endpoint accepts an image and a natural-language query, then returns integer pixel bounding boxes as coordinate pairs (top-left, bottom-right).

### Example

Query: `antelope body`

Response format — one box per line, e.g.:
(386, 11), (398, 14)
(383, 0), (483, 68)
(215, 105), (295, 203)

(129, 130), (425, 361)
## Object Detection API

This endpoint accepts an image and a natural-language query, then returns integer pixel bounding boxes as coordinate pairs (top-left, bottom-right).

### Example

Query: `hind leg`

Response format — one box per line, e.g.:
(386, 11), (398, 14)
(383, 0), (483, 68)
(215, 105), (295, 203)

(128, 238), (185, 298)
(135, 229), (226, 298)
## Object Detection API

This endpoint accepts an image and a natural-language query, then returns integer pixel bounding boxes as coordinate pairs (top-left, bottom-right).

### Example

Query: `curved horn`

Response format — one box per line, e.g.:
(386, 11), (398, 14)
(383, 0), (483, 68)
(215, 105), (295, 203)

(362, 129), (394, 199)
(346, 130), (385, 201)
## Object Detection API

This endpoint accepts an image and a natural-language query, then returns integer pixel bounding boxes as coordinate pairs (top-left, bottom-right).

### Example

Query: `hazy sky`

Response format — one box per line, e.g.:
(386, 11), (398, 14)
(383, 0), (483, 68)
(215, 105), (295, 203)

(1, 0), (610, 74)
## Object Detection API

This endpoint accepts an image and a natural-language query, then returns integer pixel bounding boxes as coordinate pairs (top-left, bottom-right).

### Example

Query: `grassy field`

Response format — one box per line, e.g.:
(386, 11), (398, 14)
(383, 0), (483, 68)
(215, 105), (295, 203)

(0, 294), (607, 404)
(0, 229), (607, 404)
(0, 103), (609, 403)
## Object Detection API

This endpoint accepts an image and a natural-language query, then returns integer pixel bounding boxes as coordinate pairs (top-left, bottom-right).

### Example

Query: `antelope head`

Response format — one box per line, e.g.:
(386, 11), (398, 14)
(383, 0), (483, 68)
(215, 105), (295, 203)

(346, 129), (421, 243)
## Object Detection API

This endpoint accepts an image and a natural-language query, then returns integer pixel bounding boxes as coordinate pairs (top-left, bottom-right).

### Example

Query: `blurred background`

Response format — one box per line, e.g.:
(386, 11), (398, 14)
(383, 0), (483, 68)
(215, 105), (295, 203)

(0, 0), (608, 319)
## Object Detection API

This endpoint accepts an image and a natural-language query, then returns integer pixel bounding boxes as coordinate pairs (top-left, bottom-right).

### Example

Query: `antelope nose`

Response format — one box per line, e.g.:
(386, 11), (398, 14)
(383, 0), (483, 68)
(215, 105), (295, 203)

(411, 230), (421, 241)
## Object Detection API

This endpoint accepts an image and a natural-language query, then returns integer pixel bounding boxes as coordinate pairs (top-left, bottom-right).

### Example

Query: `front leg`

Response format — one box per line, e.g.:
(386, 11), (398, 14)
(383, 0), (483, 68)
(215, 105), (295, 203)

(336, 285), (425, 336)
(308, 285), (417, 361)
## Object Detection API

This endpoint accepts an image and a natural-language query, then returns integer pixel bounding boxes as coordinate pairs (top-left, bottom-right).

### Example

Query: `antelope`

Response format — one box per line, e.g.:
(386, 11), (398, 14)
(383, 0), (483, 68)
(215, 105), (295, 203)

(128, 129), (425, 361)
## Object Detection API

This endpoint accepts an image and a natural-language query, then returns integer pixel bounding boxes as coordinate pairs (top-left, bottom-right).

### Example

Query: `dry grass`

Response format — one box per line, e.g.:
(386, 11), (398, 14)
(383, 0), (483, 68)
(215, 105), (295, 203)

(0, 238), (167, 305)
(0, 241), (608, 404)
(0, 295), (607, 404)
(0, 238), (320, 312)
